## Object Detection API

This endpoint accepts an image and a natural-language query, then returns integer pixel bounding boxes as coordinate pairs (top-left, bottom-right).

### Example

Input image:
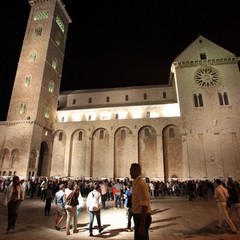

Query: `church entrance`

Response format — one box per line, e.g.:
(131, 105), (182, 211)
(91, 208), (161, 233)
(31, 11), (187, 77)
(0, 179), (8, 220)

(37, 141), (49, 177)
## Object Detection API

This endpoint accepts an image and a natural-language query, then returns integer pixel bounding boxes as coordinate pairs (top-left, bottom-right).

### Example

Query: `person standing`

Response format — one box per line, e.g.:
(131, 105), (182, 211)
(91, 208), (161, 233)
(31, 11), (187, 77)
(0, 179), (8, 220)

(113, 179), (123, 208)
(64, 180), (79, 235)
(4, 176), (24, 234)
(124, 183), (133, 231)
(227, 181), (240, 225)
(86, 183), (104, 237)
(130, 163), (152, 240)
(54, 183), (66, 231)
(44, 183), (53, 216)
(99, 180), (108, 209)
(214, 179), (238, 234)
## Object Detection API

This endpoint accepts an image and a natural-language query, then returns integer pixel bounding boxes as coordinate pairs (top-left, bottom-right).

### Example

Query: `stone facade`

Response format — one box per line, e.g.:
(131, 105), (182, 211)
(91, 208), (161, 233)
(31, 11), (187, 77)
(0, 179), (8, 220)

(0, 1), (240, 182)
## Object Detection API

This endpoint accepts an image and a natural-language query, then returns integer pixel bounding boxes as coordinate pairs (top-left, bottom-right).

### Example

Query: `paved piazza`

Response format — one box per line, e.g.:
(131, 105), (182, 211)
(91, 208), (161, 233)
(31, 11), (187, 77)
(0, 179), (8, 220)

(0, 193), (239, 240)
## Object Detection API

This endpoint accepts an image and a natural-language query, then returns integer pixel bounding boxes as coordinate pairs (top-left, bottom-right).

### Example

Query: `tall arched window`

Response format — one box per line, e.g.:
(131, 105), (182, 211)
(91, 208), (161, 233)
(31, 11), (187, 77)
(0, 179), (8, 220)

(218, 92), (229, 106)
(59, 132), (63, 141)
(48, 81), (54, 93)
(78, 131), (83, 141)
(193, 93), (204, 107)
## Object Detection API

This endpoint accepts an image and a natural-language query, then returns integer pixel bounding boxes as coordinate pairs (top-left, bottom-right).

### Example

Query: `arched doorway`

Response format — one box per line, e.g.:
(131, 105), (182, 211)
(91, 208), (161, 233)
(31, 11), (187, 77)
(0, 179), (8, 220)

(37, 141), (49, 177)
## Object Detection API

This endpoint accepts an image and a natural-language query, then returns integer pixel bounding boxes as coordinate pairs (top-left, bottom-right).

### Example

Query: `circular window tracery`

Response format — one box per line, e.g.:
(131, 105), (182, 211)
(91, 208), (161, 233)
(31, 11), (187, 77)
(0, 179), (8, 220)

(194, 66), (220, 87)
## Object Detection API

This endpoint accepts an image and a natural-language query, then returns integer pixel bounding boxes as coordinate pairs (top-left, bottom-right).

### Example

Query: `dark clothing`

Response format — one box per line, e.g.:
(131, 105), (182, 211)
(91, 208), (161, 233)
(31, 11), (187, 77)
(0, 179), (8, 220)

(7, 200), (21, 231)
(133, 213), (152, 240)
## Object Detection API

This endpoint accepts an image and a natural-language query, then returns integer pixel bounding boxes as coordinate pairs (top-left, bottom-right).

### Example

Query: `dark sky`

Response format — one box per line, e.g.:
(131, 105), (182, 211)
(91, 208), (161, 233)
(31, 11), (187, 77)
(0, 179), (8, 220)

(0, 0), (239, 121)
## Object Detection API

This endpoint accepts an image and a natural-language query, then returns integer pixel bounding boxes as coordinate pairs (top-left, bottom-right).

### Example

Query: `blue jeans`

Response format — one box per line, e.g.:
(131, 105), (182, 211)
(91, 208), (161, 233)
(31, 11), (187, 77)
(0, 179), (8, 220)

(89, 210), (101, 234)
(115, 194), (122, 208)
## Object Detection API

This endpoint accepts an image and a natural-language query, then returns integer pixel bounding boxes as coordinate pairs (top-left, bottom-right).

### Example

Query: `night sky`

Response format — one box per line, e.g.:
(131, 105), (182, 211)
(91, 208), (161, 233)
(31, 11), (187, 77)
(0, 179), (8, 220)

(0, 0), (239, 121)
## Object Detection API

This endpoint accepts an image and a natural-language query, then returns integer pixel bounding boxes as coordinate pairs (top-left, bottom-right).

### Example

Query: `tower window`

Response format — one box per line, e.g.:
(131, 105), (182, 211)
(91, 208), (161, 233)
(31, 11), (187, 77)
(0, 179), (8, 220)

(88, 97), (92, 103)
(125, 95), (129, 101)
(144, 93), (147, 100)
(48, 81), (54, 93)
(33, 11), (49, 21)
(106, 96), (110, 102)
(20, 103), (26, 114)
(34, 27), (42, 37)
(146, 112), (150, 118)
(44, 108), (50, 119)
(24, 75), (32, 87)
(56, 15), (65, 33)
(73, 99), (76, 104)
(163, 92), (167, 99)
(115, 113), (119, 119)
(51, 58), (57, 70)
(29, 51), (37, 63)
(55, 32), (62, 47)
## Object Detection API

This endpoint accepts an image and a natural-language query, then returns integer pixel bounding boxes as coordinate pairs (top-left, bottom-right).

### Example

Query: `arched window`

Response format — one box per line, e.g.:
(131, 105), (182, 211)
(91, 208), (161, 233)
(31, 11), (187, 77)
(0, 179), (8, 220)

(115, 113), (119, 119)
(59, 132), (63, 141)
(125, 95), (129, 101)
(55, 32), (62, 46)
(88, 97), (92, 103)
(52, 58), (57, 70)
(34, 26), (42, 37)
(48, 81), (54, 93)
(163, 92), (167, 99)
(218, 92), (229, 106)
(29, 51), (37, 63)
(146, 111), (150, 118)
(121, 130), (126, 140)
(144, 93), (147, 100)
(193, 93), (204, 107)
(73, 99), (76, 104)
(24, 75), (32, 87)
(78, 131), (83, 141)
(88, 115), (91, 121)
(106, 96), (110, 102)
(20, 103), (26, 114)
(44, 108), (50, 119)
(100, 130), (104, 139)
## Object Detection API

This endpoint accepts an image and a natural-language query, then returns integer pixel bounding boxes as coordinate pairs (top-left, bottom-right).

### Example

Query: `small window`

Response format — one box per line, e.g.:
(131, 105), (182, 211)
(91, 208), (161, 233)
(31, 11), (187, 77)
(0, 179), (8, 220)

(115, 113), (119, 119)
(55, 32), (62, 46)
(88, 115), (91, 121)
(24, 75), (32, 87)
(52, 58), (57, 70)
(20, 103), (26, 114)
(125, 95), (129, 101)
(121, 130), (126, 140)
(48, 81), (54, 93)
(29, 51), (37, 63)
(61, 116), (65, 122)
(44, 108), (50, 119)
(59, 132), (63, 141)
(100, 130), (104, 139)
(144, 93), (147, 100)
(88, 97), (92, 103)
(146, 112), (150, 118)
(73, 99), (76, 104)
(106, 96), (110, 102)
(163, 92), (166, 99)
(34, 27), (42, 37)
(200, 53), (207, 60)
(78, 131), (83, 141)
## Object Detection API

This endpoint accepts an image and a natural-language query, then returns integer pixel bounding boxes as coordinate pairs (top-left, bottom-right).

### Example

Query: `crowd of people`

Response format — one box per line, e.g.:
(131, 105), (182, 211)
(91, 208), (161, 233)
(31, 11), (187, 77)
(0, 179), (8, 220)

(1, 168), (240, 238)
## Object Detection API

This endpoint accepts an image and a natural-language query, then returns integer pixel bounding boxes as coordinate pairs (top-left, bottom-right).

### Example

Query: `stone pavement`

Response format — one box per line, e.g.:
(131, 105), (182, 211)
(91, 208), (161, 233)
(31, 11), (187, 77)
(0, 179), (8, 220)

(0, 192), (239, 240)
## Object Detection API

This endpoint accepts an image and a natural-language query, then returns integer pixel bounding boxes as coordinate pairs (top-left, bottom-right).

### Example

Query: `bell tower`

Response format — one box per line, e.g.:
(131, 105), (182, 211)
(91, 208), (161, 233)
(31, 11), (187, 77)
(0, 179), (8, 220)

(0, 0), (71, 178)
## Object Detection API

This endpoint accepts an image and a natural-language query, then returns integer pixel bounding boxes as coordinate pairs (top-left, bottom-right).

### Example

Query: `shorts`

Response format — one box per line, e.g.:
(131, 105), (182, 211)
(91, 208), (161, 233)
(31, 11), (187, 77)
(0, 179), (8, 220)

(57, 206), (66, 216)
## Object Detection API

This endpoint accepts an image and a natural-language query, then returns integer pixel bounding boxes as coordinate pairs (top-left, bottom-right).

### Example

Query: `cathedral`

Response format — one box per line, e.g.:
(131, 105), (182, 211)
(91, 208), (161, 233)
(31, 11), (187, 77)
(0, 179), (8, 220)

(0, 0), (240, 182)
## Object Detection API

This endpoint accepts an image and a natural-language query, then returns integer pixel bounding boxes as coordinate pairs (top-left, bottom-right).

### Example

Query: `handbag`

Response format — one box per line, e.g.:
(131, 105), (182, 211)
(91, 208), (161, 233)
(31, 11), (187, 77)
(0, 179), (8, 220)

(66, 191), (79, 206)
